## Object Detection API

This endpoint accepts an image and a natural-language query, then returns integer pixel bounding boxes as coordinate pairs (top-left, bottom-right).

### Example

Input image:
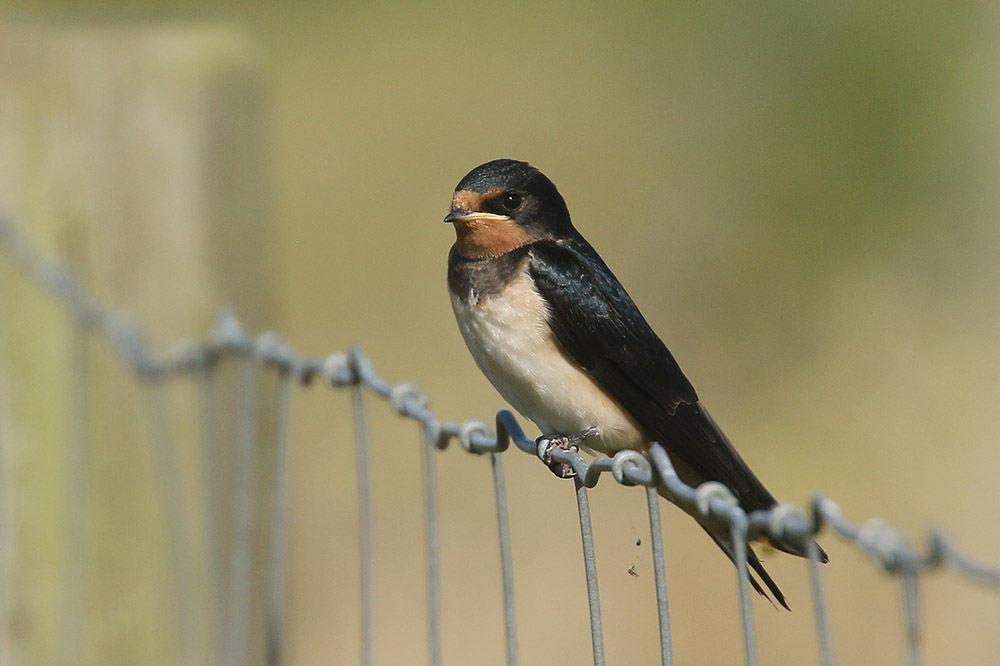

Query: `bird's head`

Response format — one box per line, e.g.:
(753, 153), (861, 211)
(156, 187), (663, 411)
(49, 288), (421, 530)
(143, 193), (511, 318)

(445, 159), (573, 259)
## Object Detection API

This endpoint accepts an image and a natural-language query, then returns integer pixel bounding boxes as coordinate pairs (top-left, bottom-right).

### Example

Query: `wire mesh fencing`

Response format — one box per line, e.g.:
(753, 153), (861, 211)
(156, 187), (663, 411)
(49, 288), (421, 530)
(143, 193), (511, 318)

(1, 216), (999, 666)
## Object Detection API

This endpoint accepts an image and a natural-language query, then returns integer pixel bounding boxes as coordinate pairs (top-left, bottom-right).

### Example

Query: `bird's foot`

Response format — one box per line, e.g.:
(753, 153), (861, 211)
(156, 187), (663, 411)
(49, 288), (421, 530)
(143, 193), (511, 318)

(536, 426), (599, 478)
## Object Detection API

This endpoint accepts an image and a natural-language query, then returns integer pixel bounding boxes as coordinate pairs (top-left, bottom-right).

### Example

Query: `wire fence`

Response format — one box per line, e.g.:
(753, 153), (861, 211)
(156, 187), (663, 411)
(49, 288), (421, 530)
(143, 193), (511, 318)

(1, 216), (999, 666)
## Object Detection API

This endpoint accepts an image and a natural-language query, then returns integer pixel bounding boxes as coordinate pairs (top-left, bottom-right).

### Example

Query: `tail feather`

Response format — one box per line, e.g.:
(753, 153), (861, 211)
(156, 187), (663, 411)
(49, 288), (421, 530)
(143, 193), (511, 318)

(766, 534), (829, 564)
(654, 477), (826, 609)
(699, 524), (790, 610)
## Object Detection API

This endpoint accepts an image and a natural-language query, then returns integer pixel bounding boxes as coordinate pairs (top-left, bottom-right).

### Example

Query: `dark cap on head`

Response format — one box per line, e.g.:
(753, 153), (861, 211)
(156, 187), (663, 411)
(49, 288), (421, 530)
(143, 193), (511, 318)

(451, 159), (574, 237)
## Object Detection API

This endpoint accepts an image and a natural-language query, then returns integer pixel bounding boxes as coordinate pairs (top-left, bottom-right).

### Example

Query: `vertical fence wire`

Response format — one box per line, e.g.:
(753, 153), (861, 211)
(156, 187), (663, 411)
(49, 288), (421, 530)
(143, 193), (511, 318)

(901, 571), (920, 666)
(266, 372), (294, 666)
(197, 368), (226, 661)
(0, 374), (6, 666)
(729, 516), (757, 666)
(143, 382), (200, 666)
(489, 451), (518, 666)
(0, 362), (4, 666)
(574, 477), (605, 666)
(422, 424), (442, 666)
(644, 486), (673, 666)
(351, 383), (375, 666)
(806, 538), (835, 666)
(60, 319), (88, 666)
(0, 249), (14, 666)
(224, 359), (259, 666)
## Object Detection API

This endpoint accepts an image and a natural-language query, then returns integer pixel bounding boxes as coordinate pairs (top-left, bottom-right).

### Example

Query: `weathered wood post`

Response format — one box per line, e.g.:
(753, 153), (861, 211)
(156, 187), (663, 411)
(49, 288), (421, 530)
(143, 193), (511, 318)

(0, 26), (278, 665)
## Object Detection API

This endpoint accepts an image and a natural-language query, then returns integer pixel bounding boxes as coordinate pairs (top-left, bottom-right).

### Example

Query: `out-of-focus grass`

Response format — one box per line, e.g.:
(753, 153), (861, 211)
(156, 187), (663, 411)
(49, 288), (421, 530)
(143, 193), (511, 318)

(6, 1), (1000, 663)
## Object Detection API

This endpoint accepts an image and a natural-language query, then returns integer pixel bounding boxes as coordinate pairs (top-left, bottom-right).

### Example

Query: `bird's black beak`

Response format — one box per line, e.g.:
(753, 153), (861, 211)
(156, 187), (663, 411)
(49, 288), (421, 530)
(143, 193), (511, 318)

(444, 209), (470, 224)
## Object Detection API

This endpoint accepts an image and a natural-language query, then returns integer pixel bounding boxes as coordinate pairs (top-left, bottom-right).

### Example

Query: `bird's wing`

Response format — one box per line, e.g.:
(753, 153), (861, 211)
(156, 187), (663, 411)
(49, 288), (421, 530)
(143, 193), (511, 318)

(527, 237), (776, 511)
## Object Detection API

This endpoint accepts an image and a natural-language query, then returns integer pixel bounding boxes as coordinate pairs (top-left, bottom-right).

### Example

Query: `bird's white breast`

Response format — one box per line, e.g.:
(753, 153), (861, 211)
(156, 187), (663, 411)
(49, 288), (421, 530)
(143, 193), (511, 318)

(450, 268), (644, 453)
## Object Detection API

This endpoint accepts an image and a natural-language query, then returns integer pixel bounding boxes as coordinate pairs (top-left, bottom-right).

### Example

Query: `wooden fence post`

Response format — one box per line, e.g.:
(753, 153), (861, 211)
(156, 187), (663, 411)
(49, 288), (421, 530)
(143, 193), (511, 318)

(0, 25), (277, 665)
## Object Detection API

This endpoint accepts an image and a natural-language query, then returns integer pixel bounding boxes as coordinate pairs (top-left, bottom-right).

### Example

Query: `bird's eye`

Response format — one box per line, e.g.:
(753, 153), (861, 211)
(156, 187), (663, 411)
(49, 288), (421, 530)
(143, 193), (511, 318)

(500, 192), (523, 211)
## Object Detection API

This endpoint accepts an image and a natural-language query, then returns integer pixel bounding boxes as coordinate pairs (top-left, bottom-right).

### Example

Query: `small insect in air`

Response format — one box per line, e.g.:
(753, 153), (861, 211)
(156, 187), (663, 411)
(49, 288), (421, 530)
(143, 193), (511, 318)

(627, 565), (638, 577)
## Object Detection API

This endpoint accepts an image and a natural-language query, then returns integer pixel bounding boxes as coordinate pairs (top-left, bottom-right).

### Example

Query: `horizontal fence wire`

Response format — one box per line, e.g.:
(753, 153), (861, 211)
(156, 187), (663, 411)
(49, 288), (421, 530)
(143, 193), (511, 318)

(2, 216), (1000, 666)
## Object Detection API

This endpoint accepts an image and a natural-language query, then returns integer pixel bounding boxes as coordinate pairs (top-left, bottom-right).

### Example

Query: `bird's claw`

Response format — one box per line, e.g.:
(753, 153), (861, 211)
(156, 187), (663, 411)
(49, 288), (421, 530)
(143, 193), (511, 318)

(536, 437), (578, 477)
(536, 426), (599, 478)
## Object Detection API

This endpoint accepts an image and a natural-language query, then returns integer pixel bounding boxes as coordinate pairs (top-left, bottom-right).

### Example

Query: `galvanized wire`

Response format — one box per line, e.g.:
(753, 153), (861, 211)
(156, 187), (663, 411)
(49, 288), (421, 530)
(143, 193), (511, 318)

(0, 274), (7, 666)
(901, 570), (921, 666)
(489, 451), (517, 666)
(805, 524), (835, 666)
(350, 383), (375, 666)
(574, 477), (605, 666)
(421, 415), (442, 666)
(644, 486), (673, 666)
(469, 414), (518, 666)
(225, 357), (260, 666)
(143, 382), (200, 666)
(197, 367), (227, 660)
(3, 217), (1000, 666)
(266, 370), (294, 666)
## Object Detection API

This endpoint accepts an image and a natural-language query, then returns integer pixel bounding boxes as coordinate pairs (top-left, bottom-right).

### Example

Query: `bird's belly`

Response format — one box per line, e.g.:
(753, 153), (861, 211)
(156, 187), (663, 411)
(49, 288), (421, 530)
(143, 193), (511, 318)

(450, 272), (644, 454)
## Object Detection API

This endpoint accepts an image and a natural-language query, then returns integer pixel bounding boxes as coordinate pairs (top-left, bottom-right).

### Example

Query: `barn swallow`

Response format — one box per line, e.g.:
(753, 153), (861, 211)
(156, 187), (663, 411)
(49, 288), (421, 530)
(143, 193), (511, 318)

(445, 158), (827, 609)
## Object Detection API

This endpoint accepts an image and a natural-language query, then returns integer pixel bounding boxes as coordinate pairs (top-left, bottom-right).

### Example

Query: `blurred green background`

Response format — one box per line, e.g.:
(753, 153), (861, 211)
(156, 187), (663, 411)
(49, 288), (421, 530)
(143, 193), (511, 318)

(3, 1), (1000, 664)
